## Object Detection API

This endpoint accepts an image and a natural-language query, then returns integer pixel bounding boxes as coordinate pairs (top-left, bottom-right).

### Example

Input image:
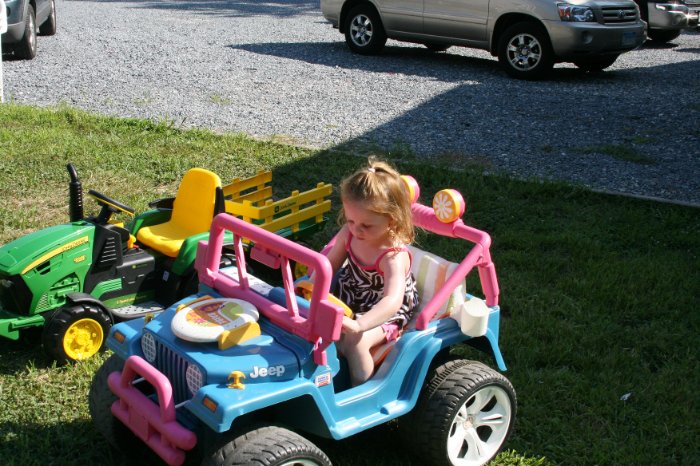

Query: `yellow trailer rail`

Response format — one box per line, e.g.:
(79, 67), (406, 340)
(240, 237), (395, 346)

(222, 171), (332, 240)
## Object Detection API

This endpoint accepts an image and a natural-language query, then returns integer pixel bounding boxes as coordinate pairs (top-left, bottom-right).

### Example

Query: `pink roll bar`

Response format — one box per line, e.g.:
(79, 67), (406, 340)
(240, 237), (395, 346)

(411, 202), (499, 329)
(195, 214), (345, 366)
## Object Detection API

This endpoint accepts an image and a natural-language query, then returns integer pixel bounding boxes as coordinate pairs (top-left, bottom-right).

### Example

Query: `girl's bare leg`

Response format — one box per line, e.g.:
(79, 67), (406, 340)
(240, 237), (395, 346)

(340, 327), (386, 386)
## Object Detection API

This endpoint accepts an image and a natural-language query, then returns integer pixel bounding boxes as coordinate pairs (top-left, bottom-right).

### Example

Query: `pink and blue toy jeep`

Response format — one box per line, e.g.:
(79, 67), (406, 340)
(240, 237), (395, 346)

(88, 177), (516, 466)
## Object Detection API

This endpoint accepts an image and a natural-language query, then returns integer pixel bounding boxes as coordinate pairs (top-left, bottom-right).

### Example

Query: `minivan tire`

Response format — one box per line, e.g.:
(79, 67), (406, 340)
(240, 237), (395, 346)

(14, 4), (38, 60)
(498, 21), (554, 80)
(344, 4), (387, 55)
(39, 0), (58, 36)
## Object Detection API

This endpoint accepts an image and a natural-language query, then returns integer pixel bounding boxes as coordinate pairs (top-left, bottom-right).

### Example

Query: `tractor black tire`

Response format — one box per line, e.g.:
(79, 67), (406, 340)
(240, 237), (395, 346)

(41, 304), (112, 364)
(399, 360), (516, 465)
(202, 425), (332, 466)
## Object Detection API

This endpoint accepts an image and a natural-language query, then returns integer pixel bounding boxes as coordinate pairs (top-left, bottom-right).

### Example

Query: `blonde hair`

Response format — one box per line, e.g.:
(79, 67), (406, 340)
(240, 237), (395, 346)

(339, 157), (415, 245)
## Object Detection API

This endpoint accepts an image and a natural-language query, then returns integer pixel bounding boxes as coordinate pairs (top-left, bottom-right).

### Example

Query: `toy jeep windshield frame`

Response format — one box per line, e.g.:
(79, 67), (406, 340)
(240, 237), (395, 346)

(197, 196), (504, 363)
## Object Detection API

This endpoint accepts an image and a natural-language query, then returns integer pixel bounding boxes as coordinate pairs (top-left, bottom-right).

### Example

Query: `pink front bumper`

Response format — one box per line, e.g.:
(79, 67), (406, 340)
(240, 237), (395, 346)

(108, 355), (197, 466)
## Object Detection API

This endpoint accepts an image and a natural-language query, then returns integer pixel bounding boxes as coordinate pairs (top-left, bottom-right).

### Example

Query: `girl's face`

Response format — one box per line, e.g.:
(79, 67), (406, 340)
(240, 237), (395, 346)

(342, 200), (392, 247)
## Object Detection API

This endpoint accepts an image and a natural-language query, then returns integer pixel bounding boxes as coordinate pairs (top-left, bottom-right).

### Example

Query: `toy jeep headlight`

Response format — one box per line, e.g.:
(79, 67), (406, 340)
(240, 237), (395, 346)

(141, 332), (157, 363)
(558, 4), (596, 21)
(186, 364), (204, 395)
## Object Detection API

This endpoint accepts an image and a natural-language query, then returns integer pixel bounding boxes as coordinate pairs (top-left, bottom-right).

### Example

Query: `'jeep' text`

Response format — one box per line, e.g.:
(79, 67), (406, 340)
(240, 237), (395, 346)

(250, 365), (286, 378)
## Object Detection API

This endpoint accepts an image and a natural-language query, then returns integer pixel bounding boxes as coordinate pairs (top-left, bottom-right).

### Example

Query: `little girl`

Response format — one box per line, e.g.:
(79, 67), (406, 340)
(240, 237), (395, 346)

(325, 159), (419, 386)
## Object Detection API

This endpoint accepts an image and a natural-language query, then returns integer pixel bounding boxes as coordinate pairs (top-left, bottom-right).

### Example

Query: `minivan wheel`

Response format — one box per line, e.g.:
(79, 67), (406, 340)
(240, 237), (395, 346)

(39, 0), (58, 36)
(344, 4), (387, 55)
(574, 55), (618, 73)
(498, 22), (553, 80)
(15, 4), (38, 59)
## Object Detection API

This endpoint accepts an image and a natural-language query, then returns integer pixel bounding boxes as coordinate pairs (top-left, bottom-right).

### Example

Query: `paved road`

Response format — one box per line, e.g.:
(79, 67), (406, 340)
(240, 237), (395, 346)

(2, 0), (699, 204)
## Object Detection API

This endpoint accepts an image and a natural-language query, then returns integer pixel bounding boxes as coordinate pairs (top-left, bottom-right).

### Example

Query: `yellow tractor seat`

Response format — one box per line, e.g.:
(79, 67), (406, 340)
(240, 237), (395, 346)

(136, 168), (223, 258)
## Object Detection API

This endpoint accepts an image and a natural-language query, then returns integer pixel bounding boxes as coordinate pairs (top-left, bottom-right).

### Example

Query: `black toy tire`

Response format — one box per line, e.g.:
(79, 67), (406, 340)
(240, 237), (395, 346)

(41, 304), (112, 364)
(88, 355), (133, 449)
(88, 354), (159, 461)
(202, 425), (332, 466)
(344, 3), (387, 55)
(498, 21), (554, 80)
(14, 4), (37, 59)
(648, 29), (682, 43)
(39, 0), (57, 36)
(399, 359), (516, 465)
(574, 55), (618, 73)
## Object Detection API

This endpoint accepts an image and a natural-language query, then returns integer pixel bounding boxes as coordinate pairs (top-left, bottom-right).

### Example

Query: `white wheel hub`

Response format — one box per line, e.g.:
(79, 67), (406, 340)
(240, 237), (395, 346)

(446, 384), (513, 465)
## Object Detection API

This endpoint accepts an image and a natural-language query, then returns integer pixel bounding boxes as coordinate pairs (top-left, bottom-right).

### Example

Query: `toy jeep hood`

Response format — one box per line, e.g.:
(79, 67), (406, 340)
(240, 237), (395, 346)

(138, 304), (305, 387)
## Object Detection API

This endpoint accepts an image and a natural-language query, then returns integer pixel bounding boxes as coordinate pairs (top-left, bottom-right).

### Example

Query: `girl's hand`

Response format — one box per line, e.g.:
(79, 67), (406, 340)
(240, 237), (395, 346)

(341, 315), (362, 334)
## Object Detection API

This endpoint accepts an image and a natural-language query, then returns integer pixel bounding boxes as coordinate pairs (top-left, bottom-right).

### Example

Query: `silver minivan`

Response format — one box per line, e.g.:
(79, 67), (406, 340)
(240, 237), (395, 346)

(320, 0), (647, 79)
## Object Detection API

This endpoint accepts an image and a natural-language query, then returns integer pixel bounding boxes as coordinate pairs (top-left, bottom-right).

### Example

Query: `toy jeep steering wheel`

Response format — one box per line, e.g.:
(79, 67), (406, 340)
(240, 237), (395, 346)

(88, 189), (135, 223)
(295, 280), (354, 319)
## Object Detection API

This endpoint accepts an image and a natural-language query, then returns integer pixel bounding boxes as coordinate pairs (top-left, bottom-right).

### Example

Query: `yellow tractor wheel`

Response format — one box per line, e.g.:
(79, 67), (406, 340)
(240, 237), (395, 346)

(42, 304), (112, 364)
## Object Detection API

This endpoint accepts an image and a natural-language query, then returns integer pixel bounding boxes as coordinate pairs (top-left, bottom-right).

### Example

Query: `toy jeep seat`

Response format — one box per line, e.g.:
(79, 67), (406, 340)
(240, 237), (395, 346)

(137, 168), (223, 257)
(370, 247), (466, 365)
(409, 246), (466, 320)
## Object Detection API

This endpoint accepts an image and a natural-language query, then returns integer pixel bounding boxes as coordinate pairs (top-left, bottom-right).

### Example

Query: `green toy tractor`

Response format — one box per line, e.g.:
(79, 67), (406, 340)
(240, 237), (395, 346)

(0, 164), (331, 364)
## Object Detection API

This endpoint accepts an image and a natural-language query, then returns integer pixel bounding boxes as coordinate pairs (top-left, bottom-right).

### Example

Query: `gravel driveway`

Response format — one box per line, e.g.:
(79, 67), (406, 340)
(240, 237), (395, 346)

(3, 0), (699, 205)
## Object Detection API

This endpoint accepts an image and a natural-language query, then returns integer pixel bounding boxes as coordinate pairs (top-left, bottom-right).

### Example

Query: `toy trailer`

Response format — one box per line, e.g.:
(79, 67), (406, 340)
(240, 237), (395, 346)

(222, 170), (332, 243)
(89, 178), (516, 466)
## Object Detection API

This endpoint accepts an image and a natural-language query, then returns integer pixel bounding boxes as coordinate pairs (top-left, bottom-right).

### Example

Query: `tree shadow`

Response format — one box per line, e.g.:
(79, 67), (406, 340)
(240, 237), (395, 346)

(230, 41), (497, 82)
(231, 34), (699, 203)
(0, 420), (133, 466)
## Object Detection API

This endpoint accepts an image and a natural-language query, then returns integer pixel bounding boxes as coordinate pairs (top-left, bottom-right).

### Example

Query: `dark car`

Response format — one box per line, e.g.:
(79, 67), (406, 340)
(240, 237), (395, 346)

(1, 0), (56, 59)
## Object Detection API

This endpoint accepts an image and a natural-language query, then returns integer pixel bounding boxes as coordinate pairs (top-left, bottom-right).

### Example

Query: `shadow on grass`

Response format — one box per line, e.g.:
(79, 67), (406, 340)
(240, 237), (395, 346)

(0, 330), (54, 375)
(0, 419), (129, 466)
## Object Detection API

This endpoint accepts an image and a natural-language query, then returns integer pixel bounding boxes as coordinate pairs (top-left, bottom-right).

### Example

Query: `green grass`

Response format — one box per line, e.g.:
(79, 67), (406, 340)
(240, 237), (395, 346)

(1, 104), (698, 466)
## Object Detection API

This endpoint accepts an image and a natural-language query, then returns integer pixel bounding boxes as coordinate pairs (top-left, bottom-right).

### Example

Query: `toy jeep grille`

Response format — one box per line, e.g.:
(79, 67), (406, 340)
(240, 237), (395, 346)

(601, 6), (638, 23)
(153, 338), (191, 404)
